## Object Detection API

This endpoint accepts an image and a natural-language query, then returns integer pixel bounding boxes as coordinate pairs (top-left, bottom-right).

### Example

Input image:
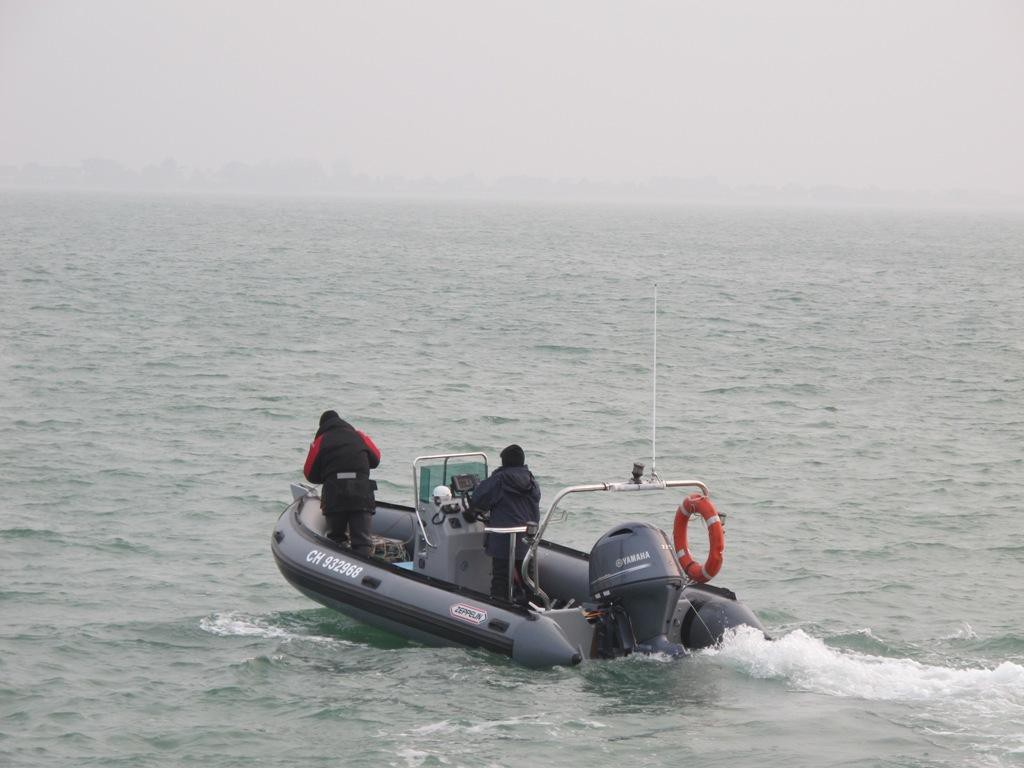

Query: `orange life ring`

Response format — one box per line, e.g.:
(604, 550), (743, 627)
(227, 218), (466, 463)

(673, 493), (725, 583)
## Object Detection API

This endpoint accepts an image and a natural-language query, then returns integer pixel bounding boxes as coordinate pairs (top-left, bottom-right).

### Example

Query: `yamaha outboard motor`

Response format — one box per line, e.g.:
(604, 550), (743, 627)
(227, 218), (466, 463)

(589, 521), (687, 657)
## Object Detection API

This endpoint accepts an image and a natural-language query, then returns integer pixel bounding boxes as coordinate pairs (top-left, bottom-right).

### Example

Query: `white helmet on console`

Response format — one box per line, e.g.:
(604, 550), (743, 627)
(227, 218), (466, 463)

(432, 485), (453, 506)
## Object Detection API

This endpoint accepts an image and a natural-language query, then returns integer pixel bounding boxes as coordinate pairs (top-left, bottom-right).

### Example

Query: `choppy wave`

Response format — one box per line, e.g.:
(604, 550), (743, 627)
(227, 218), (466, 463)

(942, 621), (980, 641)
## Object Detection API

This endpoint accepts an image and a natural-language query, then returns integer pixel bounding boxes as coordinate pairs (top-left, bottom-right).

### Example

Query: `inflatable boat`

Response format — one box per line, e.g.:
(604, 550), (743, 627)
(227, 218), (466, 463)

(271, 451), (765, 667)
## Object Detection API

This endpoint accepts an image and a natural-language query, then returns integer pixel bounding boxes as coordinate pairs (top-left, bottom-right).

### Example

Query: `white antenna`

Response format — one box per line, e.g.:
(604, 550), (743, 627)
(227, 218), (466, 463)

(651, 282), (658, 479)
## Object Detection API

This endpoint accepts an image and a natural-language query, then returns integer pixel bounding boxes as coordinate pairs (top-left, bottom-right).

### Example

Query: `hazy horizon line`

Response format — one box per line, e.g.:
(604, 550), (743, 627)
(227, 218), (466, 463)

(3, 156), (1022, 210)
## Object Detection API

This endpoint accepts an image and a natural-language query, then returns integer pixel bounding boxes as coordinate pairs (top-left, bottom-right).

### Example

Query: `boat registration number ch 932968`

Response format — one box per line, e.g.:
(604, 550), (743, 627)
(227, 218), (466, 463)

(306, 549), (364, 579)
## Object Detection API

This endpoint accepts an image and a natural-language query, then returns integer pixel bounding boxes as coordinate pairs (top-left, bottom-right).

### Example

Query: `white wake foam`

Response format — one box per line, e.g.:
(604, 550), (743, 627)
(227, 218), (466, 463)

(199, 611), (342, 645)
(703, 625), (1024, 703)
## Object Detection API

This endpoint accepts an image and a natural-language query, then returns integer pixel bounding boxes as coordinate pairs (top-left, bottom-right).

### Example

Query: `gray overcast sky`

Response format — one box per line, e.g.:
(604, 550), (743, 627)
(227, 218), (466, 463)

(2, 0), (1022, 193)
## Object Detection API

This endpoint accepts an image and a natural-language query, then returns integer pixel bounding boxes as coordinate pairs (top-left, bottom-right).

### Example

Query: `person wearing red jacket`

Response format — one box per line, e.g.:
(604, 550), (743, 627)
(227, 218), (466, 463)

(303, 410), (381, 557)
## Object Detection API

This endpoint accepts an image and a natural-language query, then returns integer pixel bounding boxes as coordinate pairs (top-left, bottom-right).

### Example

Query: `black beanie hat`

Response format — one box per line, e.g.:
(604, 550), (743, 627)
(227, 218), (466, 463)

(500, 444), (525, 467)
(319, 410), (339, 426)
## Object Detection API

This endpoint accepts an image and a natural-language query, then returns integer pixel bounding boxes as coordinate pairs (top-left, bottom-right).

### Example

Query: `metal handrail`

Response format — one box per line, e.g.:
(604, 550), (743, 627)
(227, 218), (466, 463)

(521, 477), (710, 609)
(411, 452), (489, 549)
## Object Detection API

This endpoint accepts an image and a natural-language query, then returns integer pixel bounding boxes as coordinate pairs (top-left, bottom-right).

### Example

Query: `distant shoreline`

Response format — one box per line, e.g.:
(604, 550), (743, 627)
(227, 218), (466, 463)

(2, 160), (1021, 211)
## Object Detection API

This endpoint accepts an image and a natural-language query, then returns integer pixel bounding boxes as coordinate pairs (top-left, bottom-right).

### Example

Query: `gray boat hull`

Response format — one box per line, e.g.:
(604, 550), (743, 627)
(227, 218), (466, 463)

(272, 494), (764, 667)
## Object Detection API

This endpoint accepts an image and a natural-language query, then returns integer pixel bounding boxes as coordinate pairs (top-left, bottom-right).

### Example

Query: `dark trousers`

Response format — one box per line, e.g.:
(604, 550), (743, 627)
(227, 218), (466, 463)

(325, 509), (373, 557)
(490, 557), (535, 603)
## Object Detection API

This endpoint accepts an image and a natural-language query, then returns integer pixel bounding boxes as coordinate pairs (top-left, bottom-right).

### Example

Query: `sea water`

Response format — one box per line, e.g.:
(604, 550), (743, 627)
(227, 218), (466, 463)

(1, 191), (1022, 767)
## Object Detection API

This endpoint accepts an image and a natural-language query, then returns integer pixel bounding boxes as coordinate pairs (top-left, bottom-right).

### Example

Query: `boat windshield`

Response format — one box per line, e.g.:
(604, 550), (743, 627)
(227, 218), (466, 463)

(416, 457), (488, 505)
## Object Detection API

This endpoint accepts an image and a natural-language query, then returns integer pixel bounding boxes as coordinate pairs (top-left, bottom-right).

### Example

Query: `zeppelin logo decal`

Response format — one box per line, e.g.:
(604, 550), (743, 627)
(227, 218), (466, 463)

(306, 549), (364, 579)
(615, 551), (652, 569)
(449, 603), (488, 625)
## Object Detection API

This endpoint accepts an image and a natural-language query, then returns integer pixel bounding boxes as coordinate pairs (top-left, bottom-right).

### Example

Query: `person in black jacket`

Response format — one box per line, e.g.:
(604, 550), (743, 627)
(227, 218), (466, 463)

(470, 444), (541, 602)
(303, 410), (381, 557)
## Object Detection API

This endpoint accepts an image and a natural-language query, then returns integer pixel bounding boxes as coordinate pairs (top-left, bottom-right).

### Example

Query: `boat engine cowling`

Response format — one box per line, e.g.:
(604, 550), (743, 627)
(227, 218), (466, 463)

(589, 521), (686, 656)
